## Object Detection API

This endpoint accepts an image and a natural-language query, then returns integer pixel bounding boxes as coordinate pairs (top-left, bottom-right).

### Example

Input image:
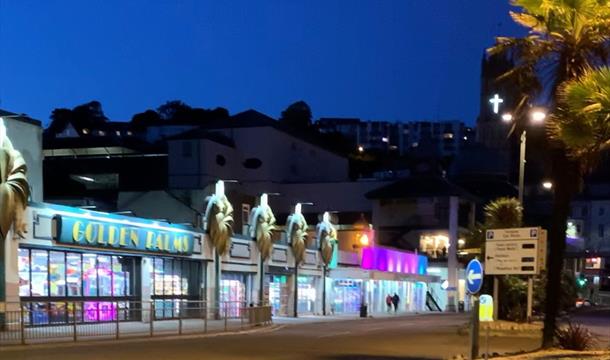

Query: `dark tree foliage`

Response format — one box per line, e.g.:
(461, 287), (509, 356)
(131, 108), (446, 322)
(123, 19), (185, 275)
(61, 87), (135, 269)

(131, 110), (162, 129)
(155, 100), (229, 123)
(279, 101), (312, 129)
(48, 100), (108, 134)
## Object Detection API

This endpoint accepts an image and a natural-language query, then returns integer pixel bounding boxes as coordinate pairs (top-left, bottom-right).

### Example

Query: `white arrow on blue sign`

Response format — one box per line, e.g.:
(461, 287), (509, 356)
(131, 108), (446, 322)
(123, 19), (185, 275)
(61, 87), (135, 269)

(466, 259), (484, 294)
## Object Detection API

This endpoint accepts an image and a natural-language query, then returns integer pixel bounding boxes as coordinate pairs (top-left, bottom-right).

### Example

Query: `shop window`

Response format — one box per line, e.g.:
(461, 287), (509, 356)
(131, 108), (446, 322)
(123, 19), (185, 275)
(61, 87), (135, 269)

(112, 256), (126, 296)
(98, 255), (112, 296)
(154, 258), (164, 296)
(49, 251), (66, 296)
(164, 260), (174, 295)
(66, 253), (82, 296)
(31, 250), (48, 297)
(18, 249), (30, 296)
(83, 253), (98, 296)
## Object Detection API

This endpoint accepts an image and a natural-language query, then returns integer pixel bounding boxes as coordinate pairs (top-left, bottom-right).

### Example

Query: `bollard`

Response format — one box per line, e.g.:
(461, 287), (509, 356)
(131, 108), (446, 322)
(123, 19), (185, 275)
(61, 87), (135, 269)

(224, 305), (228, 332)
(20, 305), (25, 345)
(115, 302), (120, 339)
(204, 303), (208, 333)
(150, 302), (154, 337)
(178, 303), (183, 335)
(72, 302), (77, 342)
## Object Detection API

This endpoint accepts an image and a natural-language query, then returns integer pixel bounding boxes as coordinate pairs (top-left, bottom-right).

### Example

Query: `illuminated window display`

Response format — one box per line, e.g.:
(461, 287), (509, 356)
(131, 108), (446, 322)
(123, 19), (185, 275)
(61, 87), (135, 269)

(150, 257), (202, 319)
(220, 272), (251, 317)
(331, 279), (362, 313)
(297, 276), (317, 314)
(18, 248), (138, 325)
(267, 275), (289, 316)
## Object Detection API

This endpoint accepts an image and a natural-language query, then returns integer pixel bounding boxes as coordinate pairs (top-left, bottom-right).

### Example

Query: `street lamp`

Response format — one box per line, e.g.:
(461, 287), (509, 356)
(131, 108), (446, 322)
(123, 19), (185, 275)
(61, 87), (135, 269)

(501, 108), (547, 203)
(542, 181), (553, 190)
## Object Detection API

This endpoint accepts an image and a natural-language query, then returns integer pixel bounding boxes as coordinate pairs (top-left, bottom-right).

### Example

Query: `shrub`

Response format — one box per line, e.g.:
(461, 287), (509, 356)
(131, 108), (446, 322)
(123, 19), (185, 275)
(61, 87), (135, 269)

(555, 321), (595, 350)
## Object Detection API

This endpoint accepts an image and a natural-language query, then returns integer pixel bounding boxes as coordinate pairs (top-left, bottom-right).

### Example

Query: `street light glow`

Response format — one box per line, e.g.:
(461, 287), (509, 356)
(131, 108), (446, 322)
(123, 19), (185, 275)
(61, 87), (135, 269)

(358, 145), (364, 153)
(542, 181), (553, 190)
(501, 113), (513, 122)
(531, 110), (546, 123)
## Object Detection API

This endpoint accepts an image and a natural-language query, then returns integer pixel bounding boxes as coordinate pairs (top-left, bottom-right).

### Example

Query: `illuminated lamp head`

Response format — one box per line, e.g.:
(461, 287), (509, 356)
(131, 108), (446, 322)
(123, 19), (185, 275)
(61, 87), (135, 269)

(215, 180), (225, 197)
(260, 193), (268, 208)
(359, 233), (369, 247)
(323, 211), (330, 223)
(295, 203), (302, 215)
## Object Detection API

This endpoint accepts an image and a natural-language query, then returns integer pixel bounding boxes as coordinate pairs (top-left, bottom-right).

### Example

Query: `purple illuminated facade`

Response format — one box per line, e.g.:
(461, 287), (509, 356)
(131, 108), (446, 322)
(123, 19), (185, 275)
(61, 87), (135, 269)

(360, 246), (428, 275)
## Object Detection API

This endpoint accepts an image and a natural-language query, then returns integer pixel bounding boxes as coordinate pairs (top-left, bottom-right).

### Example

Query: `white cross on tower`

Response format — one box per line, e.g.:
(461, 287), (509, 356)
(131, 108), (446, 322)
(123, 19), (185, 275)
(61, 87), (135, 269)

(489, 94), (504, 114)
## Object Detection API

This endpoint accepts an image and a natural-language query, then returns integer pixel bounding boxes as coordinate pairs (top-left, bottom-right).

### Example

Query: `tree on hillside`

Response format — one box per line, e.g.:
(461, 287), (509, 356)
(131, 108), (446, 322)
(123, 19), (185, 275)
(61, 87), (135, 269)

(131, 110), (162, 130)
(279, 101), (312, 129)
(48, 101), (108, 134)
(488, 0), (610, 346)
(157, 100), (192, 121)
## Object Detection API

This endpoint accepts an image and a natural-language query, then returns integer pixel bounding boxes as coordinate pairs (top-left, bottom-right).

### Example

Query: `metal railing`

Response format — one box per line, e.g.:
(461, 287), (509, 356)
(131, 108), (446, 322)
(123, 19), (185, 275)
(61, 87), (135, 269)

(0, 301), (272, 346)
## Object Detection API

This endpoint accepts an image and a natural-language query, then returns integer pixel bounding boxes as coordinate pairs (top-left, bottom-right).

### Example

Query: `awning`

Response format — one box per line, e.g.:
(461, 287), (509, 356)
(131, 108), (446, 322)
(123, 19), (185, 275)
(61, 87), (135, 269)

(328, 267), (440, 283)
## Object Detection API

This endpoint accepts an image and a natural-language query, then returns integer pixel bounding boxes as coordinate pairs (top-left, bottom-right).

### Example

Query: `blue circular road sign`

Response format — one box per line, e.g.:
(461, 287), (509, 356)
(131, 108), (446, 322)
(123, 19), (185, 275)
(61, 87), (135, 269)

(466, 259), (484, 294)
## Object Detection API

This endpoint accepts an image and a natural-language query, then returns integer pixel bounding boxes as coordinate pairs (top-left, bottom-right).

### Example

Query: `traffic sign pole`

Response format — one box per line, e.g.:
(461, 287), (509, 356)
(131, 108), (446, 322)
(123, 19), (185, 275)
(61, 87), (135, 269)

(470, 296), (480, 360)
(527, 277), (533, 322)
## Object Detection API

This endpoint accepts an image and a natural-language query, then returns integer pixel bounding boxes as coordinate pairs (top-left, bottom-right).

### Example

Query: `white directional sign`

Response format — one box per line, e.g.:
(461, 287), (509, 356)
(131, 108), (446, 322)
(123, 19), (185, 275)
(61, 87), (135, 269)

(485, 227), (544, 275)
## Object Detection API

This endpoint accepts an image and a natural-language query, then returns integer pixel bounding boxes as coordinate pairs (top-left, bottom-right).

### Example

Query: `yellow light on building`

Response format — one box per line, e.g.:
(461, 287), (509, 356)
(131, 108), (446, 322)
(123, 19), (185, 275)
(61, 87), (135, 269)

(359, 233), (369, 246)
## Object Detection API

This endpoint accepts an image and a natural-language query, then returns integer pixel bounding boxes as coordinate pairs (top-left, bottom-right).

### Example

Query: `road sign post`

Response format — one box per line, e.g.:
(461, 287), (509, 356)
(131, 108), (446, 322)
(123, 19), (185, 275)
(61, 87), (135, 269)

(485, 227), (547, 322)
(466, 259), (484, 360)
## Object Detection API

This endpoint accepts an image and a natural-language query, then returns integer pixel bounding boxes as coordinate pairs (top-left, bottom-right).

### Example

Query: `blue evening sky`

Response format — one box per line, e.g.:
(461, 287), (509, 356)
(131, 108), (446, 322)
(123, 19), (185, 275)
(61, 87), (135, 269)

(0, 1), (524, 126)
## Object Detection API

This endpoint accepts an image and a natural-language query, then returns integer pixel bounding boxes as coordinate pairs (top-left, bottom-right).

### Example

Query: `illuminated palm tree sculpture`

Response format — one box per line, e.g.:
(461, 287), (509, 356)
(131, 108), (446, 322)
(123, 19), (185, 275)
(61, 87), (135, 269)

(249, 193), (276, 305)
(316, 212), (337, 315)
(203, 180), (234, 315)
(0, 118), (29, 329)
(286, 203), (308, 317)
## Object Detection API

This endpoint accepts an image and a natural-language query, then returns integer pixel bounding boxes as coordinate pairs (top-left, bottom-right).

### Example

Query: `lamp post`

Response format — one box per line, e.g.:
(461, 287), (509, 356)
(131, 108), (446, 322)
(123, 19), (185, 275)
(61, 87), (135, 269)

(501, 108), (546, 322)
(287, 202), (313, 317)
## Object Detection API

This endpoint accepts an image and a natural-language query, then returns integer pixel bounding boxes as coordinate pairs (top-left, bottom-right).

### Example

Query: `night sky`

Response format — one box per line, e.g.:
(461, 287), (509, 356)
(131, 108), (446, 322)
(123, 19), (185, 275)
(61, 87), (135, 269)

(0, 1), (525, 126)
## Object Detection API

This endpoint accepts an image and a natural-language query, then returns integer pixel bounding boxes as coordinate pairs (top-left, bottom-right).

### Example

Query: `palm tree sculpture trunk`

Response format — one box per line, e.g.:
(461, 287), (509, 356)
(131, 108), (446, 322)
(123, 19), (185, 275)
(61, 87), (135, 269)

(317, 212), (337, 316)
(0, 118), (29, 330)
(203, 181), (233, 319)
(249, 195), (276, 306)
(287, 207), (307, 317)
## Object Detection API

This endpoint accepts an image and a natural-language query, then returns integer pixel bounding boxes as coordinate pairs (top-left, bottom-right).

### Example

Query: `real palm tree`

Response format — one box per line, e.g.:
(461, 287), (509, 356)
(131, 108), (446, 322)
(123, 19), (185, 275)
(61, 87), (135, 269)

(489, 0), (610, 346)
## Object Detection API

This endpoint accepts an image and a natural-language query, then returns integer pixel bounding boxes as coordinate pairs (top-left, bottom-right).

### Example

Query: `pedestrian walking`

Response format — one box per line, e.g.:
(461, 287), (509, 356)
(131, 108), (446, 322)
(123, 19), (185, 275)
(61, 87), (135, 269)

(385, 294), (393, 313)
(392, 293), (400, 313)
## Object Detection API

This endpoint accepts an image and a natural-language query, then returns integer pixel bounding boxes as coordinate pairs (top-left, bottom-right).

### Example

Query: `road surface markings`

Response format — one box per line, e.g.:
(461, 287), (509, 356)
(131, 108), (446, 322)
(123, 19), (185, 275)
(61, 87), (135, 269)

(317, 331), (351, 338)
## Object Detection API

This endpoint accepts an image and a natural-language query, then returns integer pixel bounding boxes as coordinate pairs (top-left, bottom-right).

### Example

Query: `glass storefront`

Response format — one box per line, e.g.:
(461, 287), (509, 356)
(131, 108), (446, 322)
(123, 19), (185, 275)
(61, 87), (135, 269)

(18, 247), (203, 324)
(150, 257), (202, 319)
(220, 272), (252, 317)
(367, 279), (427, 313)
(331, 279), (362, 314)
(297, 275), (317, 314)
(18, 247), (138, 325)
(267, 275), (289, 316)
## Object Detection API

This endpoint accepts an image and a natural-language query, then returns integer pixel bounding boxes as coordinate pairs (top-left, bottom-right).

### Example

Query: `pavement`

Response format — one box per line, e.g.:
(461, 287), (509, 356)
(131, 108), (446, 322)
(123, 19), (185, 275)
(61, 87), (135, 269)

(2, 308), (608, 359)
(0, 312), (543, 360)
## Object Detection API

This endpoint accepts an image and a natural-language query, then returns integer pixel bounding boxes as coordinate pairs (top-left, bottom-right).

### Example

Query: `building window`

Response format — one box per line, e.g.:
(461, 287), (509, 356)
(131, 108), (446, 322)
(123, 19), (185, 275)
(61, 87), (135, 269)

(443, 133), (454, 139)
(82, 128), (89, 135)
(115, 131), (121, 136)
(599, 207), (605, 216)
(582, 206), (588, 216)
(182, 142), (192, 158)
(599, 224), (605, 238)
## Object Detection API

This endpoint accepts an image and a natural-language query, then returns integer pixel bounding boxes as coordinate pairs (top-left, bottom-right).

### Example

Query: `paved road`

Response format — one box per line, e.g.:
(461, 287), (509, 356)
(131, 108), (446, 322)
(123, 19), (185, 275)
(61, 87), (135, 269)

(1, 313), (541, 360)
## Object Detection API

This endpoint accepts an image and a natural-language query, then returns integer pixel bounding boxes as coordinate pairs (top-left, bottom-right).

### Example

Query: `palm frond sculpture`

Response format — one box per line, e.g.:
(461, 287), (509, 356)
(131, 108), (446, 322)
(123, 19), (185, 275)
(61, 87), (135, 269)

(316, 212), (337, 267)
(203, 181), (234, 256)
(286, 205), (308, 266)
(249, 195), (276, 261)
(0, 118), (29, 240)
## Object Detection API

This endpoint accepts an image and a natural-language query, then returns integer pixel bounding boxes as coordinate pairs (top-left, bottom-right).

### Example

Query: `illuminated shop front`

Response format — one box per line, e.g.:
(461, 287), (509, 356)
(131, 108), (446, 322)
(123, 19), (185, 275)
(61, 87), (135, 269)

(329, 246), (436, 314)
(220, 272), (253, 317)
(267, 274), (289, 316)
(13, 203), (203, 325)
(330, 279), (362, 314)
(297, 275), (317, 314)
